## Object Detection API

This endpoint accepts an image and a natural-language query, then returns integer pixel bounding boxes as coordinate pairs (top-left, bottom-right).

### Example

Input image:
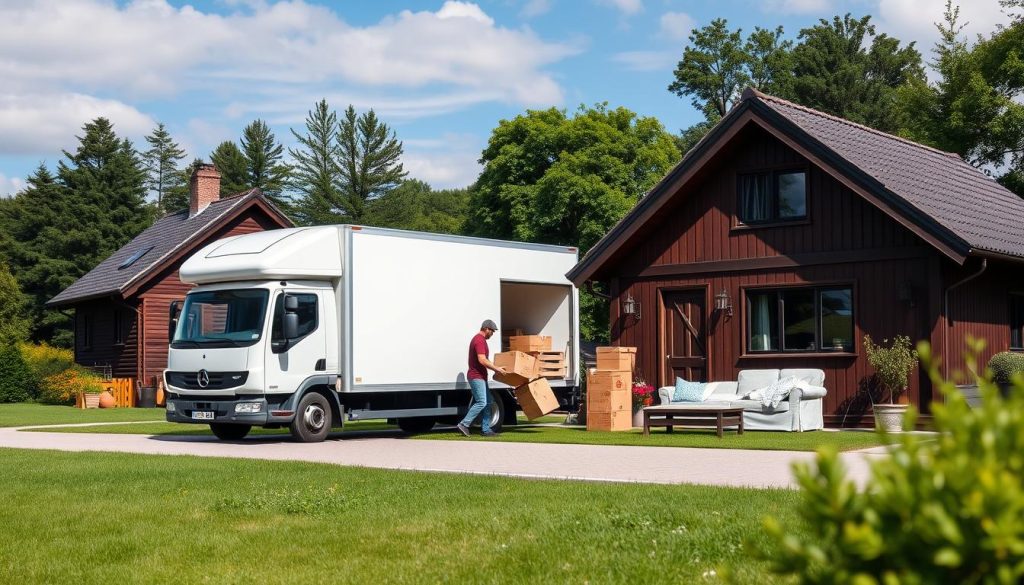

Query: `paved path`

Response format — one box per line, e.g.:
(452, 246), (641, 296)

(0, 426), (881, 489)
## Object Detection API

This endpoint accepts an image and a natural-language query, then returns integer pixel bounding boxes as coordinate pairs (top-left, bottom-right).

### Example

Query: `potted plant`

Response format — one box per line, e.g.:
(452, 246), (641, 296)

(70, 369), (103, 409)
(631, 380), (655, 428)
(863, 335), (919, 432)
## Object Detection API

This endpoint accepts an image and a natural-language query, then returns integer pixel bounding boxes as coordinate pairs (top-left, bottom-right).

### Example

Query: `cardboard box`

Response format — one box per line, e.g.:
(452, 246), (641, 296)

(586, 387), (630, 412)
(586, 369), (632, 394)
(514, 378), (560, 420)
(587, 410), (633, 432)
(493, 351), (539, 386)
(596, 346), (636, 371)
(509, 335), (552, 353)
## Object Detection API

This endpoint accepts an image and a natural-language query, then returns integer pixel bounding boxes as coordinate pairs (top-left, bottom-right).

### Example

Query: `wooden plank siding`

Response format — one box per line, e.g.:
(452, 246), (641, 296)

(74, 299), (139, 379)
(603, 123), (1012, 427)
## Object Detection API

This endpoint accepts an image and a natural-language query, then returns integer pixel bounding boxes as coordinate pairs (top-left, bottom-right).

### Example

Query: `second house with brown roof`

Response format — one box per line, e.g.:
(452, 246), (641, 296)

(48, 165), (293, 390)
(568, 89), (1024, 426)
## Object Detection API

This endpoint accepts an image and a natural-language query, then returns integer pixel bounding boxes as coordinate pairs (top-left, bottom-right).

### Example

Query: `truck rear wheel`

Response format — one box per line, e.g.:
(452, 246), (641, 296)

(469, 390), (504, 433)
(397, 417), (435, 433)
(210, 423), (251, 441)
(290, 392), (332, 443)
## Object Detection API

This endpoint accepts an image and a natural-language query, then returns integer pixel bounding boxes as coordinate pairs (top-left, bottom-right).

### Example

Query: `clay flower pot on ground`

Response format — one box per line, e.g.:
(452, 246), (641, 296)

(98, 389), (116, 408)
(864, 335), (919, 433)
(631, 381), (655, 428)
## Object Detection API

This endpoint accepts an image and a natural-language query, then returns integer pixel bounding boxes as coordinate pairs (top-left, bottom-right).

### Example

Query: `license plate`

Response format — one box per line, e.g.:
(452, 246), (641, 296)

(191, 411), (214, 420)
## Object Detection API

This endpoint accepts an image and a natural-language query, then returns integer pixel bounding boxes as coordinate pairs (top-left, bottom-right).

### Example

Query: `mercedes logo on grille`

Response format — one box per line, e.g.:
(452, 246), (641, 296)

(197, 369), (210, 388)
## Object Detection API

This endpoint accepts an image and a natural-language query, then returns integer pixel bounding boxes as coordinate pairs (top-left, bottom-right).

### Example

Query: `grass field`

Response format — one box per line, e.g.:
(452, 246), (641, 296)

(0, 448), (803, 584)
(0, 403), (166, 427)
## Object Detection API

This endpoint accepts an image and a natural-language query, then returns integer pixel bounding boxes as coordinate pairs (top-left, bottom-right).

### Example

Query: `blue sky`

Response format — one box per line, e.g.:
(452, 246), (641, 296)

(0, 0), (1011, 196)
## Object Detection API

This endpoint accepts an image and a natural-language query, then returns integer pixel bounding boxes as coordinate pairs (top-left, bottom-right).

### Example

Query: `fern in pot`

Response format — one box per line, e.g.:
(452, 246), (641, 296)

(863, 335), (919, 432)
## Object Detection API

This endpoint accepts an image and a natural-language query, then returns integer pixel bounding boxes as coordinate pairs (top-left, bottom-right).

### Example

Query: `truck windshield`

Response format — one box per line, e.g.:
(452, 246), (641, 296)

(171, 289), (269, 348)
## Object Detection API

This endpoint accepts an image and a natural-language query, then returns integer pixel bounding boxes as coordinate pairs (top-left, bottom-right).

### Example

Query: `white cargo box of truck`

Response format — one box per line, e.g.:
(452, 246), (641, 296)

(165, 225), (579, 441)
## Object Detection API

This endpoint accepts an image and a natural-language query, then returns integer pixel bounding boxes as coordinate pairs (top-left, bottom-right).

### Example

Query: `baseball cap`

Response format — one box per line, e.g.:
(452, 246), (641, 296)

(480, 319), (498, 331)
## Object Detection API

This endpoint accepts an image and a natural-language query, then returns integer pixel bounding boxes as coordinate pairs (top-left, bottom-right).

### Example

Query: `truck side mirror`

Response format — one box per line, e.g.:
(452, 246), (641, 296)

(283, 312), (299, 340)
(168, 300), (183, 340)
(285, 295), (299, 312)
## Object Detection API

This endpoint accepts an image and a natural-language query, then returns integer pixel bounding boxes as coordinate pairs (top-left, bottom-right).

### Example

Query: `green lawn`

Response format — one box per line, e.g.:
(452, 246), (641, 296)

(0, 403), (166, 427)
(0, 448), (802, 584)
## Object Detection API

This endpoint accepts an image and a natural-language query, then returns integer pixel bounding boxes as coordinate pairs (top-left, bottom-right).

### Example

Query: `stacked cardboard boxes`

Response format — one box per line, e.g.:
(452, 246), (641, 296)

(508, 335), (567, 380)
(587, 346), (637, 432)
(493, 349), (559, 420)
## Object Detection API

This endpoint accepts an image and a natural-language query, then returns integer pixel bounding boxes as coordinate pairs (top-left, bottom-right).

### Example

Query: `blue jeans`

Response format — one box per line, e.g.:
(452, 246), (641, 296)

(460, 378), (491, 433)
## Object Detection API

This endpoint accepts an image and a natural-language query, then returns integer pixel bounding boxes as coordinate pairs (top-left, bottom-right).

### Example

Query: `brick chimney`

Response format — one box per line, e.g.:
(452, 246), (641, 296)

(189, 164), (221, 217)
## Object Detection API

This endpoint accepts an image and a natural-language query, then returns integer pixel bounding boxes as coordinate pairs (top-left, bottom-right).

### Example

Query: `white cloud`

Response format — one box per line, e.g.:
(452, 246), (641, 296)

(659, 11), (695, 42)
(521, 0), (553, 18)
(0, 0), (581, 157)
(596, 0), (643, 16)
(875, 0), (1008, 50)
(0, 173), (25, 197)
(401, 133), (482, 189)
(761, 0), (831, 14)
(0, 93), (154, 155)
(612, 50), (678, 72)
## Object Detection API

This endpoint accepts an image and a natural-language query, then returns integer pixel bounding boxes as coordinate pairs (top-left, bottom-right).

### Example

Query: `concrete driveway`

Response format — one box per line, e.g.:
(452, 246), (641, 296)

(0, 424), (881, 489)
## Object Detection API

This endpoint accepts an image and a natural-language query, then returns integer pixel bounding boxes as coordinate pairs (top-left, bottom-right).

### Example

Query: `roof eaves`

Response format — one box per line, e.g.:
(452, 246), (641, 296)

(566, 100), (755, 284)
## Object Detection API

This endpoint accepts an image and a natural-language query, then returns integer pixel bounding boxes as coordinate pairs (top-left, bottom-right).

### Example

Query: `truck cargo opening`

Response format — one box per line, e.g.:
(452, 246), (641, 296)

(500, 281), (574, 371)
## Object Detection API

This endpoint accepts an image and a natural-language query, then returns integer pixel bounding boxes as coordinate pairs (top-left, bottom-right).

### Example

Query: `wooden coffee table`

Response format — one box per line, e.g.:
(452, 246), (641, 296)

(643, 405), (744, 438)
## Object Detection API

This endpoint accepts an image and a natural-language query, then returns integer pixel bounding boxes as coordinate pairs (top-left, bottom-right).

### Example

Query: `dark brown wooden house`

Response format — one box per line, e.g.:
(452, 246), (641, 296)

(47, 165), (293, 389)
(568, 89), (1024, 426)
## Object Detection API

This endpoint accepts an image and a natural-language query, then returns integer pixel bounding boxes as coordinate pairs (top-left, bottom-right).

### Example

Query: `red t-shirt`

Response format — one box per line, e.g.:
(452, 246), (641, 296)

(467, 333), (489, 380)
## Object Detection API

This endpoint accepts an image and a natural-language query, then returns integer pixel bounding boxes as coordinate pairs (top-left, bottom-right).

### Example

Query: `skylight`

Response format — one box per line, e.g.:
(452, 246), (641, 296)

(118, 246), (154, 270)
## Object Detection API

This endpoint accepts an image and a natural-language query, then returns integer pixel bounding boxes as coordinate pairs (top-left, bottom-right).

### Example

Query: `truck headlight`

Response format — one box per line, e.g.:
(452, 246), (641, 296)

(235, 402), (262, 414)
(166, 402), (176, 412)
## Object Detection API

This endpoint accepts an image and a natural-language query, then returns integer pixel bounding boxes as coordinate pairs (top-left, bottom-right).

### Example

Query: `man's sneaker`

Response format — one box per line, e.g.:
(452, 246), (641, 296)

(456, 423), (471, 437)
(481, 430), (500, 437)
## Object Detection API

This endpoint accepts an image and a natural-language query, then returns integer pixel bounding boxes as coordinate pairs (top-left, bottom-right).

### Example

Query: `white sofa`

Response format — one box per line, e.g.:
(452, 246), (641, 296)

(651, 369), (828, 432)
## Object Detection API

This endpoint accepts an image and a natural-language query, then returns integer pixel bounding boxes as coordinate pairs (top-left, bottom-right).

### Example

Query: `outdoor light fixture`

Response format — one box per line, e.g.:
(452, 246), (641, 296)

(714, 288), (733, 318)
(623, 293), (641, 321)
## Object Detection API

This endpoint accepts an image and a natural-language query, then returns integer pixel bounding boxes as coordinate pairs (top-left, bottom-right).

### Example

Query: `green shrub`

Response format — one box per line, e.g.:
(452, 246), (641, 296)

(757, 340), (1024, 584)
(38, 367), (103, 405)
(19, 342), (75, 400)
(0, 344), (32, 403)
(988, 351), (1024, 386)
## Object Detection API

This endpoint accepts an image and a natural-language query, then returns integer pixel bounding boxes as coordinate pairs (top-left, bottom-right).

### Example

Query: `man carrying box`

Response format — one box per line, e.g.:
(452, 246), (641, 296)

(457, 319), (507, 437)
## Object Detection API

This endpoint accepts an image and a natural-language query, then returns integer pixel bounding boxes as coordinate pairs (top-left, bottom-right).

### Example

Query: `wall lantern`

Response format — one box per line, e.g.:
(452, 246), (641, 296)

(623, 293), (641, 321)
(714, 288), (733, 318)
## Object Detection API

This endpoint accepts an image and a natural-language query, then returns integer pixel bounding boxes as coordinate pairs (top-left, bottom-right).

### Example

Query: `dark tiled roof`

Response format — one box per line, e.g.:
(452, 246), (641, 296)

(48, 190), (286, 306)
(568, 89), (1024, 284)
(754, 91), (1024, 259)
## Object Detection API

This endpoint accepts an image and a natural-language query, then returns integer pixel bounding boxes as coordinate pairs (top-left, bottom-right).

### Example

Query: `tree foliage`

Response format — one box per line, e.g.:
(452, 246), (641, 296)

(363, 179), (469, 234)
(468, 103), (680, 341)
(289, 100), (341, 226)
(0, 260), (30, 348)
(240, 119), (292, 211)
(335, 105), (407, 224)
(141, 122), (186, 212)
(209, 141), (250, 198)
(162, 157), (204, 213)
(0, 119), (151, 346)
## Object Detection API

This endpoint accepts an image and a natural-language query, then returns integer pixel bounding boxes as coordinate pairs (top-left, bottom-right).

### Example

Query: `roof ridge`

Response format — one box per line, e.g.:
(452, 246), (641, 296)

(743, 88), (964, 160)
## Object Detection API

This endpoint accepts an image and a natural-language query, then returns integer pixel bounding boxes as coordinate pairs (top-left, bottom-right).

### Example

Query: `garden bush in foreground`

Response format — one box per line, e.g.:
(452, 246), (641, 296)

(758, 340), (1024, 584)
(0, 344), (32, 403)
(19, 342), (75, 400)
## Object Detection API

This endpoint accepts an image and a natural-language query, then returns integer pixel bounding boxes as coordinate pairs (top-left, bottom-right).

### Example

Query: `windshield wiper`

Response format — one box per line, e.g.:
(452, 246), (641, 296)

(171, 340), (200, 348)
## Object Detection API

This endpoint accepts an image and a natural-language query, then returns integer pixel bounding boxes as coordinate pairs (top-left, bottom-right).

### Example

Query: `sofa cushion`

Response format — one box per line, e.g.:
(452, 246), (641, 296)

(673, 378), (708, 402)
(780, 369), (825, 386)
(737, 369), (780, 396)
(728, 399), (790, 413)
(705, 381), (739, 398)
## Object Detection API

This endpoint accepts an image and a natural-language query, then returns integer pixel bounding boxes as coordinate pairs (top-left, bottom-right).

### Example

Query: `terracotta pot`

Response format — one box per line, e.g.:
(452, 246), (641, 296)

(98, 390), (116, 409)
(872, 403), (909, 433)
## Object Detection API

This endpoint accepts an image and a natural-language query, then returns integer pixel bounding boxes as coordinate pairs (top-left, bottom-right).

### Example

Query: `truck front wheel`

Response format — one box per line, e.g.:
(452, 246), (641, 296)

(290, 392), (332, 443)
(210, 423), (251, 441)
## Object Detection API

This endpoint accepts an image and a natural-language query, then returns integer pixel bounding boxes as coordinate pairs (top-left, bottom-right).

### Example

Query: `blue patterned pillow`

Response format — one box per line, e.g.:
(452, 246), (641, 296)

(673, 377), (707, 402)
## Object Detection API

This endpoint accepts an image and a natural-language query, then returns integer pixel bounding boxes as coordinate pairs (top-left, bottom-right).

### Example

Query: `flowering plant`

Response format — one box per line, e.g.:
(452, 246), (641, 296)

(631, 380), (655, 412)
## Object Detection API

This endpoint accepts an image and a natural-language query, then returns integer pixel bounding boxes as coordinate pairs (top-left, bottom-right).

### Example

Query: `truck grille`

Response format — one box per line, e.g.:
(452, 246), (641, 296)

(165, 371), (248, 390)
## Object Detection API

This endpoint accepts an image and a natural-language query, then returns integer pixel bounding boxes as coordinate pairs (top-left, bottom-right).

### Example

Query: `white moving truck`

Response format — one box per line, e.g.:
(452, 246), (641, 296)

(164, 225), (579, 442)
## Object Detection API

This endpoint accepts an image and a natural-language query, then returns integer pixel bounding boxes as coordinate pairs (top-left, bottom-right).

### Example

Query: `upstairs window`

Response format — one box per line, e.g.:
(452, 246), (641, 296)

(738, 170), (807, 224)
(1012, 294), (1024, 350)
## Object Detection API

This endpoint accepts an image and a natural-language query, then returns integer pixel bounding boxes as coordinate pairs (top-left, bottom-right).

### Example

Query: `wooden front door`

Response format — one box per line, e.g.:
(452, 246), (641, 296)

(663, 290), (707, 385)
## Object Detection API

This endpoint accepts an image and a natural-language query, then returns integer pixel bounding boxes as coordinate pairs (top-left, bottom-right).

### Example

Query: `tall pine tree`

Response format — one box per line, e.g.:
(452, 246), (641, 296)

(162, 158), (204, 212)
(142, 122), (186, 212)
(209, 141), (250, 197)
(288, 100), (341, 225)
(240, 120), (292, 212)
(335, 105), (406, 223)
